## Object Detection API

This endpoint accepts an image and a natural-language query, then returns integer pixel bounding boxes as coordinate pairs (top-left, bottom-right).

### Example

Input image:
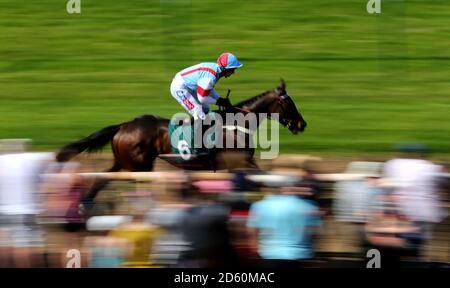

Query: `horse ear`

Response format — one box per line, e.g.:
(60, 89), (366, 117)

(278, 78), (286, 91)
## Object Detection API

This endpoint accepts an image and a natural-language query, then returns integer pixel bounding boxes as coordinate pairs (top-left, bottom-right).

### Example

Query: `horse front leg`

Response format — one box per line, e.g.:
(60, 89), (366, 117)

(245, 148), (260, 170)
(79, 162), (122, 215)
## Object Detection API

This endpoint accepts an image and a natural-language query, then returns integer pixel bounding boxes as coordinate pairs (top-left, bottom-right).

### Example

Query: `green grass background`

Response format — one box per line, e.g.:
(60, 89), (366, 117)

(0, 0), (449, 157)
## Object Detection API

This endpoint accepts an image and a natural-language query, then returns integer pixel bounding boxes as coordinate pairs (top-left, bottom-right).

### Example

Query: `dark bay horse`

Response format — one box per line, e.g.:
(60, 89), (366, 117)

(56, 79), (307, 208)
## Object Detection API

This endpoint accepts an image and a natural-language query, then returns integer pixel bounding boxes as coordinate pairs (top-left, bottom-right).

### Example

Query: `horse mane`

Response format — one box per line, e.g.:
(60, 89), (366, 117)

(234, 89), (274, 108)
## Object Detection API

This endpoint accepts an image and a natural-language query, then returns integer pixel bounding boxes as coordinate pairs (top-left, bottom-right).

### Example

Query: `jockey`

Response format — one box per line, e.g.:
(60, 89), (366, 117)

(170, 52), (243, 120)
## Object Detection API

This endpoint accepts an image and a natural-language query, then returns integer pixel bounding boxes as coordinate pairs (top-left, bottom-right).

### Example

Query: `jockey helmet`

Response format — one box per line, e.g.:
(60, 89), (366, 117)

(217, 52), (243, 70)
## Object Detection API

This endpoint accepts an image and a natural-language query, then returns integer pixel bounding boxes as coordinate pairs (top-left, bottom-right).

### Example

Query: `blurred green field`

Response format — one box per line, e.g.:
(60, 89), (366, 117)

(1, 0), (449, 157)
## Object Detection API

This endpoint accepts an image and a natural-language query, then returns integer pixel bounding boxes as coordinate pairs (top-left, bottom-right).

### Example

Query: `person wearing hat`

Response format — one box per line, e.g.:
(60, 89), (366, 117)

(170, 52), (243, 120)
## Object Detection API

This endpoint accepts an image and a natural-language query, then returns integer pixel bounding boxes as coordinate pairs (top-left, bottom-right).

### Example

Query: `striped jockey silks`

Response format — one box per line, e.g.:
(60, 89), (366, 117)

(197, 78), (214, 97)
(179, 62), (222, 104)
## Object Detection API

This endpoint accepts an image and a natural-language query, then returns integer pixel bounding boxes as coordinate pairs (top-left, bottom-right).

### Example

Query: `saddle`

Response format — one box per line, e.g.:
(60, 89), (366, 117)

(164, 110), (253, 170)
(168, 112), (218, 160)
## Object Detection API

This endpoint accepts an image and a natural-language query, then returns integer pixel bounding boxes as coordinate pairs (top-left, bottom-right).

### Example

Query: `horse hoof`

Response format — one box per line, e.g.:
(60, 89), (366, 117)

(78, 201), (94, 216)
(78, 204), (87, 216)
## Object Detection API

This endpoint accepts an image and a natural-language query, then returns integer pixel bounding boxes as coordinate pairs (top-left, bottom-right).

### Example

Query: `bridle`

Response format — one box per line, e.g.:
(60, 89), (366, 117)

(219, 90), (296, 130)
(276, 92), (295, 130)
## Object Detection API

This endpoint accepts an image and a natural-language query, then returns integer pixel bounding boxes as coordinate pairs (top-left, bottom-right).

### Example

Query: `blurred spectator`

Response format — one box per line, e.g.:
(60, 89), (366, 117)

(177, 188), (238, 268)
(146, 203), (191, 267)
(84, 215), (162, 268)
(0, 149), (54, 267)
(247, 185), (321, 268)
(108, 221), (161, 267)
(300, 167), (323, 204)
(84, 235), (129, 268)
(333, 161), (384, 223)
(372, 144), (447, 265)
(363, 191), (424, 267)
(383, 144), (446, 234)
(232, 168), (262, 192)
(40, 161), (86, 230)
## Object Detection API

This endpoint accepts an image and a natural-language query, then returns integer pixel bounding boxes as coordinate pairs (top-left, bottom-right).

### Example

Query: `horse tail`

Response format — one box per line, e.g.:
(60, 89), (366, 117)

(56, 124), (122, 162)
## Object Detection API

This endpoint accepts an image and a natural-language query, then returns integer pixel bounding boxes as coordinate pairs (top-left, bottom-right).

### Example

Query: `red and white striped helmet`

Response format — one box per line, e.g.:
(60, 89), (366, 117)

(217, 52), (243, 69)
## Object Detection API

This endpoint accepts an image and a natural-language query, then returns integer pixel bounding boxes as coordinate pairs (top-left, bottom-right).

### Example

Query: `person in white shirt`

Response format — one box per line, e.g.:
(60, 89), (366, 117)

(0, 150), (53, 267)
(383, 144), (445, 225)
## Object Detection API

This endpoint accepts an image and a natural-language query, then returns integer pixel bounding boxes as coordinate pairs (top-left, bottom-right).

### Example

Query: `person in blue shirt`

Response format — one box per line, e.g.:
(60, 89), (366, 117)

(170, 52), (243, 120)
(247, 186), (322, 268)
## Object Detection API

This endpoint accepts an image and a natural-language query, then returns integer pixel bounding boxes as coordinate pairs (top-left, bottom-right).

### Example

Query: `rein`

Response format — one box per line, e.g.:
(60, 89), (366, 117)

(220, 89), (252, 114)
(230, 106), (251, 113)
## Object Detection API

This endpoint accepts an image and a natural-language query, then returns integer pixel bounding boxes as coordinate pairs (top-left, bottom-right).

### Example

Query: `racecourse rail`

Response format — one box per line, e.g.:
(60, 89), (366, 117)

(43, 170), (450, 183)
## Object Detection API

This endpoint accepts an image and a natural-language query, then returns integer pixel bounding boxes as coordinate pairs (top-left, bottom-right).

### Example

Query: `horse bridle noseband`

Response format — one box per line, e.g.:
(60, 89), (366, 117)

(222, 91), (294, 129)
(277, 92), (294, 129)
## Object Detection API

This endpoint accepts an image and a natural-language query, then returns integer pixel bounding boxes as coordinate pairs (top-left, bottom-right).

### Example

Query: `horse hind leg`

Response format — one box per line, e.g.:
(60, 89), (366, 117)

(246, 157), (259, 170)
(79, 162), (122, 214)
(244, 149), (260, 170)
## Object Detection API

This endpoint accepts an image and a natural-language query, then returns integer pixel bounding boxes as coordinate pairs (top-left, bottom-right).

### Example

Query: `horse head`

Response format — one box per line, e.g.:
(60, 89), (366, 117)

(266, 79), (307, 134)
(232, 79), (307, 134)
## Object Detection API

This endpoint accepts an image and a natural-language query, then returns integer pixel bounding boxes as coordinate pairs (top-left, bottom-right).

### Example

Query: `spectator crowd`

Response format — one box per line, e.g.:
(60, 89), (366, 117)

(0, 140), (448, 268)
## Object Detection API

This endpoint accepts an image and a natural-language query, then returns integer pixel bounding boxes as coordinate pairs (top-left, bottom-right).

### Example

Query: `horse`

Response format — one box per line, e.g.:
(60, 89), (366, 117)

(56, 79), (307, 209)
